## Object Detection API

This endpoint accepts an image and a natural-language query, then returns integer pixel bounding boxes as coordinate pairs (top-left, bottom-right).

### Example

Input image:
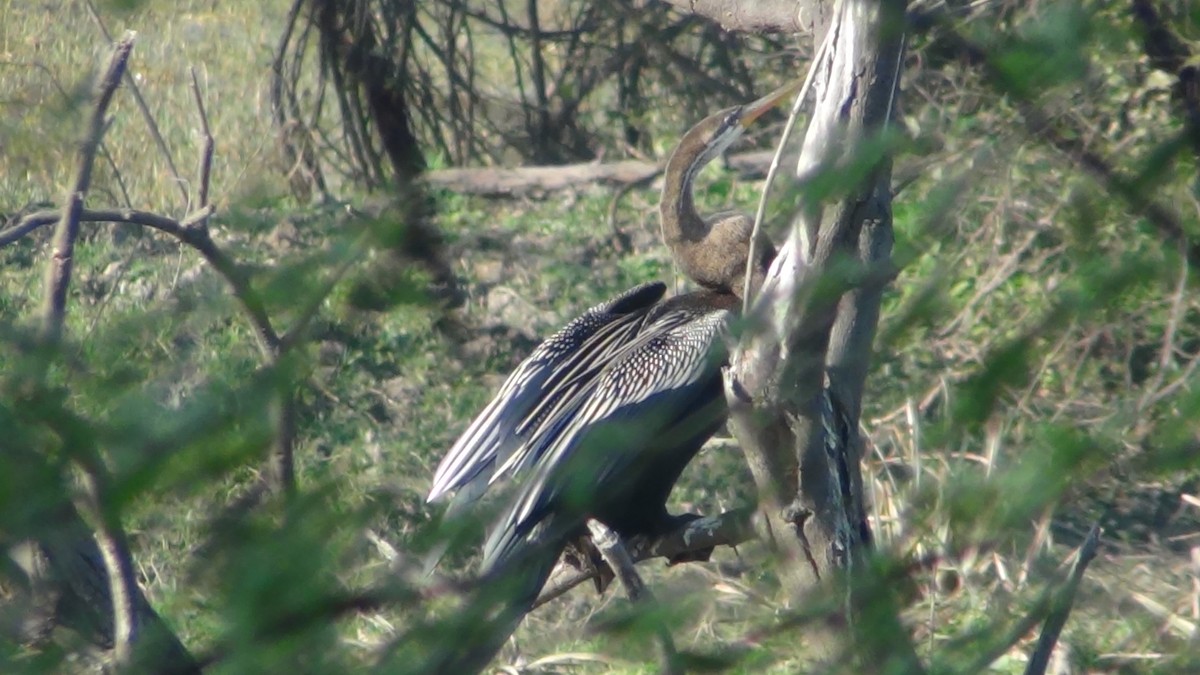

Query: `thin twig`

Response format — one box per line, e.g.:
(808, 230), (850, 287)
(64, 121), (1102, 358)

(85, 1), (189, 209)
(190, 67), (214, 222)
(1139, 241), (1189, 412)
(189, 58), (291, 492)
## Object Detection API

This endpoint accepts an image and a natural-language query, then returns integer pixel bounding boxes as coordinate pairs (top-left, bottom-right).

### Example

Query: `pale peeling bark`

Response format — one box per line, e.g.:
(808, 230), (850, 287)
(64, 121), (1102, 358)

(656, 0), (809, 33)
(727, 0), (905, 619)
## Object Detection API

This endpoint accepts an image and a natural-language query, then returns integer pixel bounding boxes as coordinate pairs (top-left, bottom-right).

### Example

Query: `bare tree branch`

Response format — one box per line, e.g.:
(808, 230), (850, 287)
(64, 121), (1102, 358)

(586, 520), (680, 675)
(193, 63), (295, 494)
(33, 35), (143, 667)
(534, 509), (756, 607)
(656, 0), (809, 33)
(190, 67), (214, 220)
(10, 204), (279, 355)
(40, 33), (134, 344)
(21, 33), (201, 671)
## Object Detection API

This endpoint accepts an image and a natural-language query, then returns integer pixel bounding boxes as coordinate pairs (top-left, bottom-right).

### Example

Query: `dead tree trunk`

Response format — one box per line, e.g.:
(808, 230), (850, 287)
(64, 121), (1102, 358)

(722, 0), (907, 659)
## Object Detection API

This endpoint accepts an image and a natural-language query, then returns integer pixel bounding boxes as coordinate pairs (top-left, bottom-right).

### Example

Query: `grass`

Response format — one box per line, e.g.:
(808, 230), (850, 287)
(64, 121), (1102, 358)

(3, 0), (1200, 673)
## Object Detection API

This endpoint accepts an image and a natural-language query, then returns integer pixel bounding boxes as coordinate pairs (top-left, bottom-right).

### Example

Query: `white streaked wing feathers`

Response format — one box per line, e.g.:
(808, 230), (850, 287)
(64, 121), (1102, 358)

(426, 282), (664, 502)
(490, 309), (730, 555)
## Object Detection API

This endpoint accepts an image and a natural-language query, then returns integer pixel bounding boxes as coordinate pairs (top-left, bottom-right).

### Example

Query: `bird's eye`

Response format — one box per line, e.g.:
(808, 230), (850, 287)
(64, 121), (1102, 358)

(725, 108), (743, 130)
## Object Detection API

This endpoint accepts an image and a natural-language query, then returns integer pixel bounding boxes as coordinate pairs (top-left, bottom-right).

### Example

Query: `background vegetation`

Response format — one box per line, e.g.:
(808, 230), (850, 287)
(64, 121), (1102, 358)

(1, 0), (1198, 672)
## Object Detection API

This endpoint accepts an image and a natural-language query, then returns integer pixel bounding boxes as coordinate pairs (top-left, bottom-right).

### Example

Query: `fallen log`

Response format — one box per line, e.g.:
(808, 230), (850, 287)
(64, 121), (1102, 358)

(422, 150), (777, 196)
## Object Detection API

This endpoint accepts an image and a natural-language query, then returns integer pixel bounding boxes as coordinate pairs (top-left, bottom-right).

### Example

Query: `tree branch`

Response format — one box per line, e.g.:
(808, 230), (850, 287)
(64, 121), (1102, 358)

(419, 150), (779, 197)
(730, 0), (903, 581)
(586, 520), (680, 675)
(29, 33), (152, 670)
(656, 0), (809, 34)
(8, 205), (280, 358)
(724, 0), (908, 663)
(534, 509), (756, 608)
(1024, 524), (1102, 675)
(40, 32), (134, 345)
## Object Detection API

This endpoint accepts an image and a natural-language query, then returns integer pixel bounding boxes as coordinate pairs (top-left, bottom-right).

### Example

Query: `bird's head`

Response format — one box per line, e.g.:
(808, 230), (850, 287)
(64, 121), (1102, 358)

(675, 78), (804, 178)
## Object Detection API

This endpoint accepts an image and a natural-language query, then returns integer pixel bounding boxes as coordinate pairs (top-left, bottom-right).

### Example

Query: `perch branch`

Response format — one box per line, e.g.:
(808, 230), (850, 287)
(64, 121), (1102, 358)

(535, 508), (756, 607)
(585, 521), (650, 602)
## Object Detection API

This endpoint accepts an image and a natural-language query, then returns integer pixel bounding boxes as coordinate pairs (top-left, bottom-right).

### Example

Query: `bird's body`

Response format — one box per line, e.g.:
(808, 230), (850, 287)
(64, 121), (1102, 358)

(426, 281), (671, 512)
(479, 289), (738, 572)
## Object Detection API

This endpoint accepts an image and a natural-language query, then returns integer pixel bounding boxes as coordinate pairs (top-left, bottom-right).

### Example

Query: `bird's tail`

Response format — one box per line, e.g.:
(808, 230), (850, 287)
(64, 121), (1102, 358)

(397, 541), (559, 675)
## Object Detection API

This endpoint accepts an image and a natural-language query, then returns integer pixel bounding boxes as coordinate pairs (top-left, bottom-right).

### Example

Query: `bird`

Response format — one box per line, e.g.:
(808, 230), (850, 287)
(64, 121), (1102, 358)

(415, 79), (801, 674)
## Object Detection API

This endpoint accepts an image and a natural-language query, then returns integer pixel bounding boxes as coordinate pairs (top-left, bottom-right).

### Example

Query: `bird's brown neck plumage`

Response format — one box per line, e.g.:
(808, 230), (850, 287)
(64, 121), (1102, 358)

(661, 117), (773, 299)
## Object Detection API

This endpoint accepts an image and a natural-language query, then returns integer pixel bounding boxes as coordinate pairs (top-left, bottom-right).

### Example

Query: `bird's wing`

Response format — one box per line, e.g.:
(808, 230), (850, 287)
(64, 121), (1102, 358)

(488, 299), (714, 481)
(426, 281), (666, 503)
(482, 308), (730, 570)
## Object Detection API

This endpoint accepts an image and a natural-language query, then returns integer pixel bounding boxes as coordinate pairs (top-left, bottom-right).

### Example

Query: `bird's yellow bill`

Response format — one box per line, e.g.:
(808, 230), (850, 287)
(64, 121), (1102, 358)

(740, 78), (804, 127)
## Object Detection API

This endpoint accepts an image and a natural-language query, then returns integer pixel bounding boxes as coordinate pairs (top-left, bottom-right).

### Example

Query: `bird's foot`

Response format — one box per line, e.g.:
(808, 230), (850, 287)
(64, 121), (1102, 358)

(564, 536), (615, 595)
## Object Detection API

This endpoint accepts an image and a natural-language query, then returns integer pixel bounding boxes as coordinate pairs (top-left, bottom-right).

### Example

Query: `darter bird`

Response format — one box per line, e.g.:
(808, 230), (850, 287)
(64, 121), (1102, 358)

(417, 78), (800, 674)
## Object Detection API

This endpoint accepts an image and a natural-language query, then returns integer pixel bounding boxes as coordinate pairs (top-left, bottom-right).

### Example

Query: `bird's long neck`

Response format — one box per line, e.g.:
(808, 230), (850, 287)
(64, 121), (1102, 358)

(660, 134), (711, 253)
(661, 129), (767, 297)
